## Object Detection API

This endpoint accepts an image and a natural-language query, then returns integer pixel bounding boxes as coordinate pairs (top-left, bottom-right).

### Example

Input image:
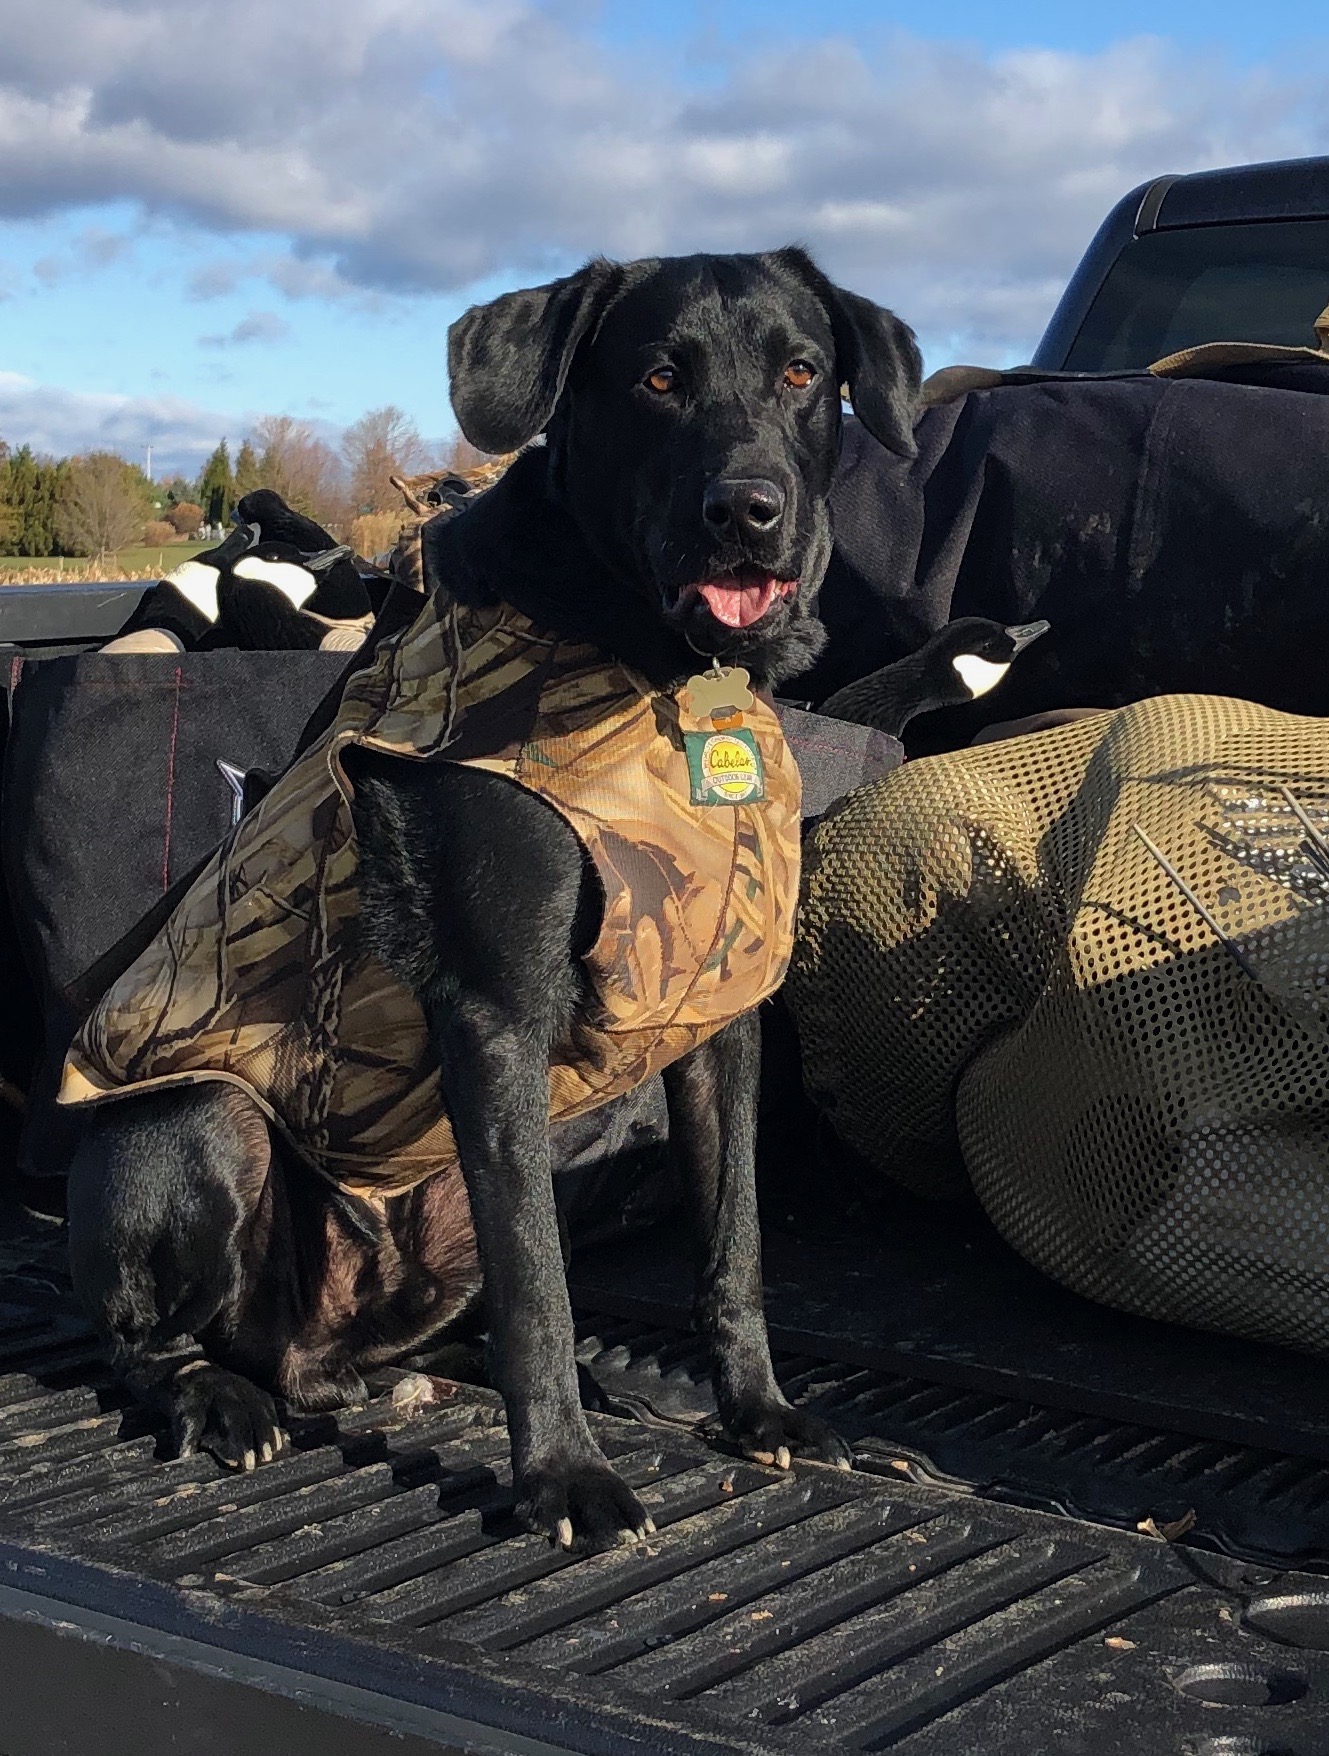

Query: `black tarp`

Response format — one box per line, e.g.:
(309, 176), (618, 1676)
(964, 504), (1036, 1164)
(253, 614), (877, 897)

(805, 365), (1329, 751)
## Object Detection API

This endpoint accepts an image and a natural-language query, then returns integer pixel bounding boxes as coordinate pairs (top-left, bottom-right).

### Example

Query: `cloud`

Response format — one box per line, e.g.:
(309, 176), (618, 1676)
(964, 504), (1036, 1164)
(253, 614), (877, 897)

(187, 260), (241, 300)
(30, 221), (134, 284)
(198, 310), (292, 348)
(0, 3), (1325, 357)
(0, 370), (234, 472)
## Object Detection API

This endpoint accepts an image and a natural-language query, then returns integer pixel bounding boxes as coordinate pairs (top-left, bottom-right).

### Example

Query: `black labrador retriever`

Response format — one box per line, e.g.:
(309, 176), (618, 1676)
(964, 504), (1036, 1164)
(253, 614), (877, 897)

(66, 248), (921, 1549)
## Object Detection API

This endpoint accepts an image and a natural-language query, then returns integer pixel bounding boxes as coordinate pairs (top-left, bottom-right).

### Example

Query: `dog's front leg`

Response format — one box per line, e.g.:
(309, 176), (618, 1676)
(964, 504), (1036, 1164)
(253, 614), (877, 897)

(431, 993), (655, 1551)
(664, 1012), (851, 1471)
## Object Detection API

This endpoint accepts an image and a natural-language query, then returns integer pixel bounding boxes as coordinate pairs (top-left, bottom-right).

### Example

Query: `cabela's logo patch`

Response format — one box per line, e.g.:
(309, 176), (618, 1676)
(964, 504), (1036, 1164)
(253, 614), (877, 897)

(683, 728), (766, 805)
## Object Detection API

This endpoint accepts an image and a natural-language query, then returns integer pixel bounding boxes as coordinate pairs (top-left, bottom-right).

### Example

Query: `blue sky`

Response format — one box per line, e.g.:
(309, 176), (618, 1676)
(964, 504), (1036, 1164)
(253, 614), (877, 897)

(598, 0), (1325, 60)
(2, 0), (1328, 476)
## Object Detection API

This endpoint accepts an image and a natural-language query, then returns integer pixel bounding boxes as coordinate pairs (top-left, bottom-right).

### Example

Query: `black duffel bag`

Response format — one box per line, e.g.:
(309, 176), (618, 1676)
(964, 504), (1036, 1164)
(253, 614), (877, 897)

(3, 649), (351, 1187)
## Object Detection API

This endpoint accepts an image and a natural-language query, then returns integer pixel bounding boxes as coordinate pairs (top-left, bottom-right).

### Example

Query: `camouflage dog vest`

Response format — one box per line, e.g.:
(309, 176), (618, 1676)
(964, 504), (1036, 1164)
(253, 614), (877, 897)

(60, 597), (802, 1196)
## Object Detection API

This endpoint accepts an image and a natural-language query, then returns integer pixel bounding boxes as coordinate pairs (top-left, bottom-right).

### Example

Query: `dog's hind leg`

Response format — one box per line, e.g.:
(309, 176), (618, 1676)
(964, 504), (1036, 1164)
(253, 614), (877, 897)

(67, 1084), (287, 1470)
(664, 1012), (851, 1471)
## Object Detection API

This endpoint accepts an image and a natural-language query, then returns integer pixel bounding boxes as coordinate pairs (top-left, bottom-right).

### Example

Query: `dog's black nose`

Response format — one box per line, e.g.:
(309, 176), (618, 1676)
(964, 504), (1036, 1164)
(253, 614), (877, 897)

(702, 477), (785, 539)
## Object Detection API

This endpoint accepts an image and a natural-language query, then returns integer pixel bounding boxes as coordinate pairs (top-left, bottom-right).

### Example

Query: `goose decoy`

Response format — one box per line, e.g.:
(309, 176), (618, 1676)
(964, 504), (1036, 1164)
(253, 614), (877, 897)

(207, 532), (370, 650)
(234, 488), (380, 619)
(819, 617), (1049, 739)
(100, 520), (259, 653)
(101, 495), (376, 654)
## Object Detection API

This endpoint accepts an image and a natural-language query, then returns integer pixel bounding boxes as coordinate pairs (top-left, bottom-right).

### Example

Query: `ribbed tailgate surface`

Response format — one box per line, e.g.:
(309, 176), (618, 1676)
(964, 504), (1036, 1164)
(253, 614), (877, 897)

(6, 1270), (1329, 1752)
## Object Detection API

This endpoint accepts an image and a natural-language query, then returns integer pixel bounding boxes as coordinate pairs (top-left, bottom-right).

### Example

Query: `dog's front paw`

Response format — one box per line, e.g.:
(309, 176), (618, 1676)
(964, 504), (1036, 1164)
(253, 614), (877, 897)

(170, 1362), (287, 1471)
(726, 1400), (853, 1472)
(516, 1452), (656, 1553)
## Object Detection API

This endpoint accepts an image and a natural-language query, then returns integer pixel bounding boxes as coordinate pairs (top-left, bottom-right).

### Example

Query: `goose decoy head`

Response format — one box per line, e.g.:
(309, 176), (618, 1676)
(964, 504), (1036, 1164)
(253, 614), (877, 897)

(818, 616), (1049, 738)
(945, 618), (1049, 702)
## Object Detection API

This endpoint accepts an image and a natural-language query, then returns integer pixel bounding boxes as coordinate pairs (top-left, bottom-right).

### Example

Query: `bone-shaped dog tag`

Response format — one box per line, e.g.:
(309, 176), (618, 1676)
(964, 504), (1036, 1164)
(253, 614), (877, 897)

(679, 664), (755, 730)
(678, 664), (765, 805)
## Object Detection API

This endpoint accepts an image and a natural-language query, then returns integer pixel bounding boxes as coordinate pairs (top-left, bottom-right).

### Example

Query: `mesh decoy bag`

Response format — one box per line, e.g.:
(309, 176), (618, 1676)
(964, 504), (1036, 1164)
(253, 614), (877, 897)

(786, 693), (1329, 1354)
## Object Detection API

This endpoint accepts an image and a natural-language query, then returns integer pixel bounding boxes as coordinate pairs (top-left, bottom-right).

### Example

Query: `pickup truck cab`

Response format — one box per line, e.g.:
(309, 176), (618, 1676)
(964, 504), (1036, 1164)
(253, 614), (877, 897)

(5, 156), (1329, 1756)
(1037, 155), (1329, 369)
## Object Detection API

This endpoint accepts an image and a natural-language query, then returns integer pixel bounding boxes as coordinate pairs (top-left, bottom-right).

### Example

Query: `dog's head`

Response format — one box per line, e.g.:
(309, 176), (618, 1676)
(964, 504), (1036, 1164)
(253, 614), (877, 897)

(447, 249), (920, 681)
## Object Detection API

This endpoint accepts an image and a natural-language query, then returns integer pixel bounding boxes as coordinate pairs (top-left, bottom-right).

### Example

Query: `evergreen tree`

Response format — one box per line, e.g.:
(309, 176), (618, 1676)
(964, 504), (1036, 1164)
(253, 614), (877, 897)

(233, 439), (261, 501)
(0, 446), (70, 555)
(0, 441), (13, 552)
(2, 447), (38, 553)
(160, 475), (195, 507)
(196, 440), (234, 527)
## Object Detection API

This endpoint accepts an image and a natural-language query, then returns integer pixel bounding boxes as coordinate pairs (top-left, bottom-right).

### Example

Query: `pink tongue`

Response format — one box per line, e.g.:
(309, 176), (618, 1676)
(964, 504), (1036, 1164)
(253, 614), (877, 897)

(698, 575), (779, 628)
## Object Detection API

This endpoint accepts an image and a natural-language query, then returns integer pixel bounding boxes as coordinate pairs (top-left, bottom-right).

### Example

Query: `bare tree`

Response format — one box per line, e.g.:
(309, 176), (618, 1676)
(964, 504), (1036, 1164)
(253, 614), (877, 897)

(341, 405), (428, 514)
(250, 415), (345, 532)
(435, 434), (495, 475)
(56, 453), (152, 563)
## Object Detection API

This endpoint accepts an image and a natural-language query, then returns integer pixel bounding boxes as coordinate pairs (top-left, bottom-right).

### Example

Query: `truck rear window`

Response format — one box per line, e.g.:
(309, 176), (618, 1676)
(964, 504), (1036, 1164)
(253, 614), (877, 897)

(1064, 217), (1329, 370)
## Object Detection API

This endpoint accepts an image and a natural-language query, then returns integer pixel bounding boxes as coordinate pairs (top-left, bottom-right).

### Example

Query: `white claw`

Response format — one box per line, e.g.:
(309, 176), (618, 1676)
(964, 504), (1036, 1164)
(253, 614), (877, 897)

(643, 1516), (657, 1536)
(241, 1448), (257, 1473)
(775, 1445), (792, 1471)
(259, 1442), (273, 1465)
(556, 1516), (574, 1550)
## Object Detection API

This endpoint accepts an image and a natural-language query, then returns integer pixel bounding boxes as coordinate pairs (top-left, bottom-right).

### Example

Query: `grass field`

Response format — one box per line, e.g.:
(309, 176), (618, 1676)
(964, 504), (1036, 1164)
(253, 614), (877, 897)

(0, 544), (208, 582)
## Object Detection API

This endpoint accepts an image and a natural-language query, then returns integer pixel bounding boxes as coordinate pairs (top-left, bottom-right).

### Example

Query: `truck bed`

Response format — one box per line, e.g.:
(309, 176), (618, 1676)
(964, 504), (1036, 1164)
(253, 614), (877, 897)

(5, 1196), (1329, 1756)
(9, 507), (1329, 1752)
(570, 1194), (1329, 1569)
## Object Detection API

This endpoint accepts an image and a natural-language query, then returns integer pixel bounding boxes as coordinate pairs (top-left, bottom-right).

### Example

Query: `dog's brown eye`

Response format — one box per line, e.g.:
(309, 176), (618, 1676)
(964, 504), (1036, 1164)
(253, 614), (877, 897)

(784, 360), (815, 390)
(645, 367), (675, 394)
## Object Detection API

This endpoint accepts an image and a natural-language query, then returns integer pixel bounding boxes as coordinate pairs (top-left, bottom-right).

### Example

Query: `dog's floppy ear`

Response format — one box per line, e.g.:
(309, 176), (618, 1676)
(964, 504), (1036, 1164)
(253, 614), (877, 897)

(777, 249), (922, 459)
(828, 286), (923, 459)
(448, 259), (621, 455)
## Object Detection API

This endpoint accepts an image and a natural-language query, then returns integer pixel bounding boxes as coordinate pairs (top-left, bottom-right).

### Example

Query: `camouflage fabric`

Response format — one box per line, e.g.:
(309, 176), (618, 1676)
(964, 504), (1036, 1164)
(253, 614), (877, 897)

(386, 457), (515, 589)
(60, 597), (801, 1197)
(788, 694), (1329, 1355)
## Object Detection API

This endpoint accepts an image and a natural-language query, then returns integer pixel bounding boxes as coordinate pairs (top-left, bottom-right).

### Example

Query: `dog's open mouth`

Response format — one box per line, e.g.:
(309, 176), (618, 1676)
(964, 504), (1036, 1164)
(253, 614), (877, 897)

(684, 570), (798, 630)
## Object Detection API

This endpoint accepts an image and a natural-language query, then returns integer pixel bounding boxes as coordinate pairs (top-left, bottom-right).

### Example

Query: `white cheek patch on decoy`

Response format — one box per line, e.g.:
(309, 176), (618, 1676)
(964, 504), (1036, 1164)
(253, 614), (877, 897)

(163, 559), (222, 623)
(232, 554), (317, 608)
(952, 652), (1011, 699)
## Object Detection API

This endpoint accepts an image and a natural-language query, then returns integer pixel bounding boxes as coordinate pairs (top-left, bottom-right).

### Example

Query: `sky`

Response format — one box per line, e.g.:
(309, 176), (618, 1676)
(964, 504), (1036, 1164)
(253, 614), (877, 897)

(2, 0), (1329, 476)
